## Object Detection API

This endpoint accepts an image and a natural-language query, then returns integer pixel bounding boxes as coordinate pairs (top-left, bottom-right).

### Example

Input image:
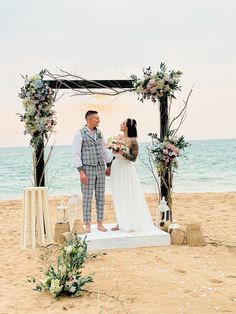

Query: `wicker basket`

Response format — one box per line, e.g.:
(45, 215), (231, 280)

(186, 223), (206, 246)
(170, 229), (186, 245)
(72, 219), (86, 235)
(54, 222), (70, 244)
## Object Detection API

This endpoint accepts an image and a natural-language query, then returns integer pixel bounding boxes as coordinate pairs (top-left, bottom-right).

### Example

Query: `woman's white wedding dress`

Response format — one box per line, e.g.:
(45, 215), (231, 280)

(110, 153), (157, 233)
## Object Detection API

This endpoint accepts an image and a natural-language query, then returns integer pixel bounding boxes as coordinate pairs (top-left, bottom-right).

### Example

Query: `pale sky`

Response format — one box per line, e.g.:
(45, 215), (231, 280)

(0, 0), (236, 147)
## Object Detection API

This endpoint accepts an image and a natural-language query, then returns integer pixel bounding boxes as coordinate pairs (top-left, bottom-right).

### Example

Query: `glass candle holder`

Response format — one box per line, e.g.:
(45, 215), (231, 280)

(56, 202), (69, 223)
(68, 194), (81, 223)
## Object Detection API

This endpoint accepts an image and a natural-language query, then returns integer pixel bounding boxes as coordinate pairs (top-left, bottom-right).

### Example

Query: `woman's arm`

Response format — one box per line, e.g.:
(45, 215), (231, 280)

(121, 139), (139, 162)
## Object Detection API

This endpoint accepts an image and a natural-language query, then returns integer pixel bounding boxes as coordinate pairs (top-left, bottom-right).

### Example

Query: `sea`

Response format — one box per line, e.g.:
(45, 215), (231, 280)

(0, 139), (236, 200)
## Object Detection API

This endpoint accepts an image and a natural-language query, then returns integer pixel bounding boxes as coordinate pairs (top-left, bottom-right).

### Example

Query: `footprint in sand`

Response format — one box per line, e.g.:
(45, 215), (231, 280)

(175, 268), (186, 274)
(209, 279), (223, 284)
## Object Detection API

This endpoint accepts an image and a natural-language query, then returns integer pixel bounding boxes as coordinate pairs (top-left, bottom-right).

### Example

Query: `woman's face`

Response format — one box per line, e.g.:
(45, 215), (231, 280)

(120, 120), (128, 132)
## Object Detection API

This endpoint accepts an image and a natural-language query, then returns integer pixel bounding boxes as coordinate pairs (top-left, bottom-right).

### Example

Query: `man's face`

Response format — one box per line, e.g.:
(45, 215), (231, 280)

(88, 113), (100, 128)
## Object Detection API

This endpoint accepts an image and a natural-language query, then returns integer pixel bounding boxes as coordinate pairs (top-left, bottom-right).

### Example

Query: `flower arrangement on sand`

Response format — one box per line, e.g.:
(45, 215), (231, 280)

(30, 235), (93, 300)
(131, 62), (182, 103)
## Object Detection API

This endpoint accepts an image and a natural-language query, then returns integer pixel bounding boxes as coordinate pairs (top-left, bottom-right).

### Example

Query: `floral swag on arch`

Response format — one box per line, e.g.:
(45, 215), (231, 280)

(18, 70), (56, 148)
(131, 62), (182, 103)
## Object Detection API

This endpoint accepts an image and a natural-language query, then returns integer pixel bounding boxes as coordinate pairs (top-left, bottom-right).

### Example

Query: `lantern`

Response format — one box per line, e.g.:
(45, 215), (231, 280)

(67, 194), (81, 224)
(54, 202), (70, 245)
(168, 220), (181, 233)
(56, 201), (69, 223)
(68, 194), (85, 235)
(156, 197), (170, 228)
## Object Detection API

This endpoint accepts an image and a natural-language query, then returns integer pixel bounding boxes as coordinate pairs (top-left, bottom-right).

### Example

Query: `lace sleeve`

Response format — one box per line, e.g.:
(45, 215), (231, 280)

(123, 139), (139, 162)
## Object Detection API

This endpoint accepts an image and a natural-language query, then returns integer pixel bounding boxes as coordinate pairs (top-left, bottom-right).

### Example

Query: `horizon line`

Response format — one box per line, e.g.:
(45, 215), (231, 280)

(1, 137), (236, 149)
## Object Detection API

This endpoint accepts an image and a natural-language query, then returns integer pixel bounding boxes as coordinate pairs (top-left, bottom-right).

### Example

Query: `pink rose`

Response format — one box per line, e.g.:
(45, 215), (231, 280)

(147, 79), (157, 88)
(167, 143), (176, 151)
(149, 86), (157, 94)
(45, 117), (51, 124)
(164, 158), (169, 165)
(146, 79), (157, 92)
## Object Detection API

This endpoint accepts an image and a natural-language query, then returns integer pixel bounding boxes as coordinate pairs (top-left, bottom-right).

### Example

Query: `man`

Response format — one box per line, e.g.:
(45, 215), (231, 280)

(73, 110), (112, 233)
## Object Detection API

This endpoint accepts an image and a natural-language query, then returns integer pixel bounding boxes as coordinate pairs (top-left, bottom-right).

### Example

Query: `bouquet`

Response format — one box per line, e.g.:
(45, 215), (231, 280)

(107, 136), (129, 152)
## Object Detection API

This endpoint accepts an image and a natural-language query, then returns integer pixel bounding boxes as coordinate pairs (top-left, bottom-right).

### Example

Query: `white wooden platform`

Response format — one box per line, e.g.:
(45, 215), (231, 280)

(83, 224), (170, 251)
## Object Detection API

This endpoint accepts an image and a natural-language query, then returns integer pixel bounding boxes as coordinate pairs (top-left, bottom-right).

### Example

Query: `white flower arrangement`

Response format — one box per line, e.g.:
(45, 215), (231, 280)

(18, 69), (56, 148)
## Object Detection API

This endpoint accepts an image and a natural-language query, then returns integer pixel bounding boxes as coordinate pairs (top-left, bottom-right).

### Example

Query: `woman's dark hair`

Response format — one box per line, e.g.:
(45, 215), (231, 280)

(126, 118), (137, 138)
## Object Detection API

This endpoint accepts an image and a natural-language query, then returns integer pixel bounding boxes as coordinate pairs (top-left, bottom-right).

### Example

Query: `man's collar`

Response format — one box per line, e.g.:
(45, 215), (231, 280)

(85, 125), (97, 132)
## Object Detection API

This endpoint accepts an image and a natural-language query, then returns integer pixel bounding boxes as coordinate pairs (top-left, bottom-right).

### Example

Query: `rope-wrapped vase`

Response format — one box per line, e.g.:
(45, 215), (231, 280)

(54, 222), (70, 244)
(186, 223), (206, 246)
(170, 229), (186, 245)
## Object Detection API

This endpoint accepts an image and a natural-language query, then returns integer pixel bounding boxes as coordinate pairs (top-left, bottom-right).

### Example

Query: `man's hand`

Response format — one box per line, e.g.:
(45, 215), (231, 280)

(80, 171), (88, 185)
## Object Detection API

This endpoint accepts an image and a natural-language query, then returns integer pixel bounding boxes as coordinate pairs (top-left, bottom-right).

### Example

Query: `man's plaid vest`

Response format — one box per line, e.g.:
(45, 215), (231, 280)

(80, 126), (104, 166)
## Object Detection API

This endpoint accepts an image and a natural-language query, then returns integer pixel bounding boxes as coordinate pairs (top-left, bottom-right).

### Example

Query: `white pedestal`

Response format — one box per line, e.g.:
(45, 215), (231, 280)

(20, 187), (52, 249)
(82, 224), (170, 251)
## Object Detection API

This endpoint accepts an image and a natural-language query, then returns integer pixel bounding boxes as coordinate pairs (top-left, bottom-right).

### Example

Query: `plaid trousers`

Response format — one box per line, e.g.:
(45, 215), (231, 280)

(81, 164), (106, 223)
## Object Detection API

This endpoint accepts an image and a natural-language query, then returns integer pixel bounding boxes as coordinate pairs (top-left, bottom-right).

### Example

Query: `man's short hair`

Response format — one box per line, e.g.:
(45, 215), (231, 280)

(85, 110), (98, 120)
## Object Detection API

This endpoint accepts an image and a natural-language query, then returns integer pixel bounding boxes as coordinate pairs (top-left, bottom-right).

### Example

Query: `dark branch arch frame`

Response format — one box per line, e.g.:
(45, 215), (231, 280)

(35, 78), (169, 206)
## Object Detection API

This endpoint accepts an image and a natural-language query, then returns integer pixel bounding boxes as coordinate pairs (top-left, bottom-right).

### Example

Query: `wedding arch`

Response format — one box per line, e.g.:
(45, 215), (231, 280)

(18, 64), (192, 219)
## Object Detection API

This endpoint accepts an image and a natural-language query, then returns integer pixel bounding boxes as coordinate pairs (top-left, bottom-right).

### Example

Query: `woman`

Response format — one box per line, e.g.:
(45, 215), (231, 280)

(110, 118), (156, 232)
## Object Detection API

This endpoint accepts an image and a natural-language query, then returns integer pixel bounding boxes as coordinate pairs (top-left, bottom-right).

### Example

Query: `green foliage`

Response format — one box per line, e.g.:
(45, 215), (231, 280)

(31, 235), (93, 300)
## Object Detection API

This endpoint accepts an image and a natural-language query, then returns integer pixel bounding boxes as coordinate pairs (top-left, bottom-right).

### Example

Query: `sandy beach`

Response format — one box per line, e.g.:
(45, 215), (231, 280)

(0, 192), (236, 314)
